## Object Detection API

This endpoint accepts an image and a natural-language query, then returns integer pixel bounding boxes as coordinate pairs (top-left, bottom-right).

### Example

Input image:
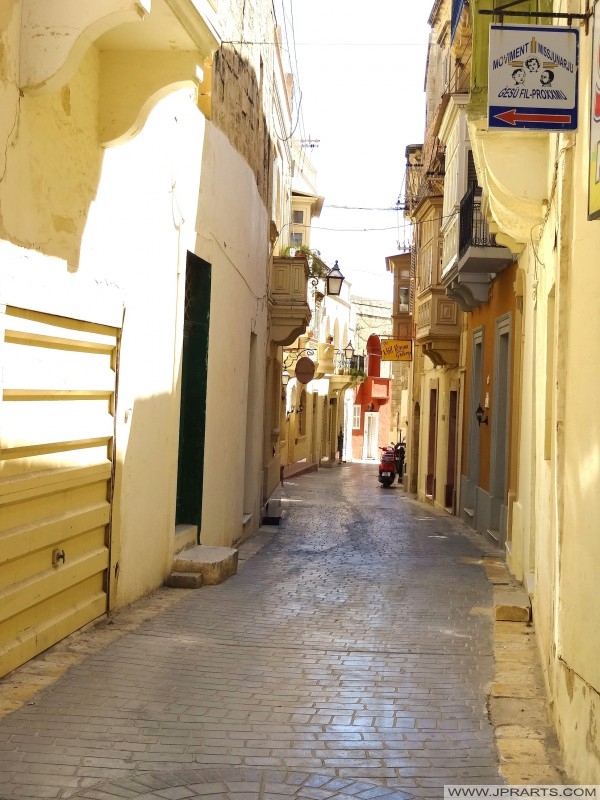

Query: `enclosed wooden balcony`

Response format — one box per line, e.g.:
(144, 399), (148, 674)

(270, 257), (312, 346)
(414, 289), (461, 367)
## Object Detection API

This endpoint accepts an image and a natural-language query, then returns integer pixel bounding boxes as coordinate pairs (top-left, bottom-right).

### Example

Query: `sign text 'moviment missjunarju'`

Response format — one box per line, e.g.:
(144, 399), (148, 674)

(488, 24), (579, 131)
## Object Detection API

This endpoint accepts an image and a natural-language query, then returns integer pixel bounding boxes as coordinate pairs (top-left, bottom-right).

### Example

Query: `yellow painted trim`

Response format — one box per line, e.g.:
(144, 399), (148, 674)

(3, 390), (114, 400)
(0, 548), (109, 625)
(0, 593), (107, 679)
(6, 305), (118, 338)
(0, 462), (112, 503)
(0, 504), (110, 565)
(5, 329), (116, 354)
(1, 437), (112, 462)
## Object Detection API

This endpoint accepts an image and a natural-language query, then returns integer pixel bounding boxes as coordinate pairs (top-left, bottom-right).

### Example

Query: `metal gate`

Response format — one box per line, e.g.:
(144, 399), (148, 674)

(0, 305), (118, 678)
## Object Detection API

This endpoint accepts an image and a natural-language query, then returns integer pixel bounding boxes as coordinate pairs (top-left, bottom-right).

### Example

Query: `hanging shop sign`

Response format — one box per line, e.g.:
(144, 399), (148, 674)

(589, 5), (600, 219)
(488, 24), (579, 131)
(381, 339), (412, 362)
(294, 356), (315, 384)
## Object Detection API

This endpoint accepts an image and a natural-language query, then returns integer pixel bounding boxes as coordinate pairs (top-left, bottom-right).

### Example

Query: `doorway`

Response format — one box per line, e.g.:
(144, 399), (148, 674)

(462, 327), (483, 523)
(176, 252), (211, 528)
(445, 389), (458, 510)
(490, 315), (511, 541)
(426, 386), (438, 497)
(243, 333), (258, 516)
(363, 412), (379, 460)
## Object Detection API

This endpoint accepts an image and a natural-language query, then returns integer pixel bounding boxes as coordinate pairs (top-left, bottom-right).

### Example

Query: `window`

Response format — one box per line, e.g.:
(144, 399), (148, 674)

(291, 232), (303, 245)
(292, 210), (304, 224)
(399, 287), (409, 314)
(352, 405), (361, 430)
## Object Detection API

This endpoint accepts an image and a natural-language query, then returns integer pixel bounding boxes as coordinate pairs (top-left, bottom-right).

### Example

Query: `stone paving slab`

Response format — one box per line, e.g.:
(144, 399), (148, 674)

(67, 768), (416, 800)
(0, 465), (511, 799)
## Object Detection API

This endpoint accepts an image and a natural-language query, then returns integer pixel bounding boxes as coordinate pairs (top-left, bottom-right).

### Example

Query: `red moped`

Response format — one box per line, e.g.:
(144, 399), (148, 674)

(377, 445), (397, 488)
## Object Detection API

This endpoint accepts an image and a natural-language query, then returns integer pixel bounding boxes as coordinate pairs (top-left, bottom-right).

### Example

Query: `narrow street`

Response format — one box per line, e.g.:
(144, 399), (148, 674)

(0, 464), (550, 798)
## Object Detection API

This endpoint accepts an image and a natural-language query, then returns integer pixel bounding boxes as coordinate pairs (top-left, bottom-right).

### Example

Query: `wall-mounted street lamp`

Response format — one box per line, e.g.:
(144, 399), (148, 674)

(332, 341), (356, 374)
(475, 403), (488, 426)
(326, 261), (345, 296)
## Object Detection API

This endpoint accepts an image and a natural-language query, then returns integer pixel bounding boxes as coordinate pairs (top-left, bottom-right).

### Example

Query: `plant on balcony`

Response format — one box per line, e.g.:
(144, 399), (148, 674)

(283, 244), (330, 279)
(348, 367), (367, 386)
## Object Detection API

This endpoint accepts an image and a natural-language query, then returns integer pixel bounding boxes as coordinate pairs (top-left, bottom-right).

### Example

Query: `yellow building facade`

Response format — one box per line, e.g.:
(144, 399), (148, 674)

(406, 0), (600, 780)
(466, 0), (600, 782)
(0, 0), (303, 677)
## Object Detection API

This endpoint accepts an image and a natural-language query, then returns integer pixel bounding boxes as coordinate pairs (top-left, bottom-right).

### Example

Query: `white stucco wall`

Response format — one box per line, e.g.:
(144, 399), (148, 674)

(551, 60), (600, 774)
(504, 21), (600, 778)
(196, 123), (269, 546)
(1, 1), (276, 601)
(80, 88), (205, 604)
(1, 36), (201, 604)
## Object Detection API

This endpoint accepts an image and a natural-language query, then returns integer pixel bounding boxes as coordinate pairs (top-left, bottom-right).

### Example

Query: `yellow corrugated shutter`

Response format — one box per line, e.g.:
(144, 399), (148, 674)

(0, 305), (117, 678)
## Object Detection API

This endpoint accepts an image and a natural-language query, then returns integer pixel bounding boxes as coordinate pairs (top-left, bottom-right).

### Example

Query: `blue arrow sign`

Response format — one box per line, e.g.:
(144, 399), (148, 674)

(488, 24), (579, 131)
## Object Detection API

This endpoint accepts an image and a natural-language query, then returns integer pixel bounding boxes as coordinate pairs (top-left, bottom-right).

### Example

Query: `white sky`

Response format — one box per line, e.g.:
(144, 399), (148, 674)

(274, 2), (431, 299)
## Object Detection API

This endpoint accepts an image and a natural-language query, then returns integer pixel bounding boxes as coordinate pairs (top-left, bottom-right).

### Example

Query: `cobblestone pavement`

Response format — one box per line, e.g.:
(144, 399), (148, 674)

(0, 464), (508, 799)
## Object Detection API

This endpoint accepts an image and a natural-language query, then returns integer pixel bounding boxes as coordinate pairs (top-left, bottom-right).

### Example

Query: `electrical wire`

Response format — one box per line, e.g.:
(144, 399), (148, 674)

(312, 209), (458, 234)
(295, 42), (427, 47)
(272, 0), (432, 252)
(272, 0), (310, 153)
(324, 204), (403, 211)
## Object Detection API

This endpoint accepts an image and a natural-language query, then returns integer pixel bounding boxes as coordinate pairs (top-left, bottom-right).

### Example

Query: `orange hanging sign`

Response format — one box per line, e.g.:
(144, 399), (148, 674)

(381, 339), (412, 362)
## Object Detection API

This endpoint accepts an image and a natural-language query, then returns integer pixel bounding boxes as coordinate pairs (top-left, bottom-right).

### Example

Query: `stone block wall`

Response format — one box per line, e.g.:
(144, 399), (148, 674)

(211, 0), (277, 210)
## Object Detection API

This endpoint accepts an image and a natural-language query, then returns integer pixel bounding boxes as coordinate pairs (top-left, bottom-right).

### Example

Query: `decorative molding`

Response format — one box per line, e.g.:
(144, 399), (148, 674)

(99, 52), (212, 146)
(20, 0), (219, 144)
(20, 0), (150, 94)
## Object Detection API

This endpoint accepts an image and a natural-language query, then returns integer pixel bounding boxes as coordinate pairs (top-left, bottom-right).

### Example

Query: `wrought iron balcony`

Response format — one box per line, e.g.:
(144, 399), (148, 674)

(458, 185), (513, 274)
(316, 346), (365, 381)
(442, 185), (514, 312)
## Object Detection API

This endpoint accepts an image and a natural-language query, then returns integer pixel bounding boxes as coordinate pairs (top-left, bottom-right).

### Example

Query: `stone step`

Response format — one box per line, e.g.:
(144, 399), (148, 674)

(494, 587), (532, 622)
(262, 497), (283, 525)
(174, 523), (198, 554)
(172, 545), (238, 586)
(165, 571), (203, 589)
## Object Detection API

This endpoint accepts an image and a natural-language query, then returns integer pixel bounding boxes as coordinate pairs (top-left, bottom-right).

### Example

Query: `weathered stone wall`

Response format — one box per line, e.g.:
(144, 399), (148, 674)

(211, 0), (275, 211)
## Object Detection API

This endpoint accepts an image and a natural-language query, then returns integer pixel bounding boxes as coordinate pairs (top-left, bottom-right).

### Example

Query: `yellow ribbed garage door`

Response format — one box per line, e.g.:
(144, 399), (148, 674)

(0, 305), (118, 679)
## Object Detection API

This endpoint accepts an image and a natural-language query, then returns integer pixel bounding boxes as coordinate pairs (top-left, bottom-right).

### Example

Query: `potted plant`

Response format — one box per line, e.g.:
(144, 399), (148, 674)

(282, 244), (329, 279)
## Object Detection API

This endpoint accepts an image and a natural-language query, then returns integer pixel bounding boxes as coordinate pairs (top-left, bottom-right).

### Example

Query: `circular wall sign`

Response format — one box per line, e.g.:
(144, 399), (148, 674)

(295, 357), (315, 385)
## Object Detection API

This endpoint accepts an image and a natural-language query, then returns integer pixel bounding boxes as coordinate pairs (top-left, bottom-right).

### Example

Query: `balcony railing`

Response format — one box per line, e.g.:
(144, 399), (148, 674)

(313, 346), (365, 381)
(445, 184), (514, 311)
(343, 354), (365, 375)
(459, 184), (498, 259)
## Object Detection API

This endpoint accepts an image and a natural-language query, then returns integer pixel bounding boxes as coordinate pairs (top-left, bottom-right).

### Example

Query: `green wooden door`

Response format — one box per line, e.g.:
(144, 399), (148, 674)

(176, 253), (211, 527)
